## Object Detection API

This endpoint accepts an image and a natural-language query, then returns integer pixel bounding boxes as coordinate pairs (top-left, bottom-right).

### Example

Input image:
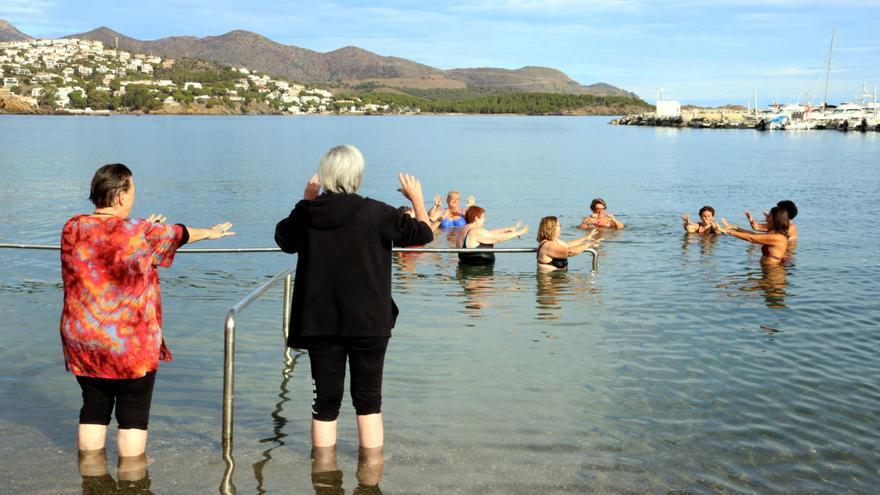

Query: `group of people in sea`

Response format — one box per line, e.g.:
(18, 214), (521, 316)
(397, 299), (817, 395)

(58, 144), (798, 492)
(400, 188), (797, 270)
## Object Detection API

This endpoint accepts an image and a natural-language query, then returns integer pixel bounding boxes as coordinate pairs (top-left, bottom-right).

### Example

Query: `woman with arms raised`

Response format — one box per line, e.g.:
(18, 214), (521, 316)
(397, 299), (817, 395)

(536, 216), (598, 271)
(274, 145), (433, 479)
(456, 205), (529, 265)
(61, 163), (233, 464)
(682, 205), (720, 234)
(580, 198), (624, 229)
(745, 200), (798, 241)
(717, 206), (790, 265)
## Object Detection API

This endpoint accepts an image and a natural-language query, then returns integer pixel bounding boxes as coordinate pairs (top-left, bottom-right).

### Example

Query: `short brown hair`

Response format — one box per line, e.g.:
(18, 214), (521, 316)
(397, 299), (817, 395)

(537, 216), (558, 242)
(89, 163), (132, 208)
(699, 205), (715, 216)
(590, 198), (607, 212)
(465, 205), (484, 224)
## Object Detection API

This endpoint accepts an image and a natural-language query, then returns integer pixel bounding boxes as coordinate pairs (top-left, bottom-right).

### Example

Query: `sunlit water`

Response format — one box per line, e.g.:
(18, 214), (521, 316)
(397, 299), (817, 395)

(1, 115), (878, 494)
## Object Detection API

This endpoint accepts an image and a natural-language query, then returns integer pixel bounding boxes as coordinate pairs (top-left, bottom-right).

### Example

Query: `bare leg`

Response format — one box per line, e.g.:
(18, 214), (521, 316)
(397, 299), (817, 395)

(311, 419), (337, 448)
(117, 428), (148, 457)
(356, 413), (383, 449)
(78, 424), (107, 451)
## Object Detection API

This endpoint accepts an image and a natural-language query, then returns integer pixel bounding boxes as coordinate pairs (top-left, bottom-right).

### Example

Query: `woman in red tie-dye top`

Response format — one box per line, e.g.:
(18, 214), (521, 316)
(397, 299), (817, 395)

(61, 163), (234, 459)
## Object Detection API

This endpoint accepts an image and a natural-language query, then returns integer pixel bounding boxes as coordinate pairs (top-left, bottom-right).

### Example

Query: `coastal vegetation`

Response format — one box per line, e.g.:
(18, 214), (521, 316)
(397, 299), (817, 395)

(351, 90), (650, 115)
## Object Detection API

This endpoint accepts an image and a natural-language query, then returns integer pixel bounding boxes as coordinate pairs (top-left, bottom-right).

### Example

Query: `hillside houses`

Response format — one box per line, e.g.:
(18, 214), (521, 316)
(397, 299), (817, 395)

(0, 38), (417, 115)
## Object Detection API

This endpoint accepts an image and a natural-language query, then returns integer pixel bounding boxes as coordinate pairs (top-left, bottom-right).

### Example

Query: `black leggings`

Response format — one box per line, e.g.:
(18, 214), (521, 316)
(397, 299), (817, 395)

(307, 337), (389, 421)
(76, 371), (157, 430)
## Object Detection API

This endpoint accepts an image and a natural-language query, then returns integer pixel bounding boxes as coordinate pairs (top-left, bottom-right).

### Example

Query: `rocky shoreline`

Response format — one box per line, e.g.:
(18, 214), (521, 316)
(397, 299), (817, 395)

(610, 108), (880, 132)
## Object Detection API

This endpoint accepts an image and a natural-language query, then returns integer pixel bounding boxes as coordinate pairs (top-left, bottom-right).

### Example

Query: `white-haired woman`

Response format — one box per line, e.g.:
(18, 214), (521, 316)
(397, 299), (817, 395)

(275, 145), (433, 475)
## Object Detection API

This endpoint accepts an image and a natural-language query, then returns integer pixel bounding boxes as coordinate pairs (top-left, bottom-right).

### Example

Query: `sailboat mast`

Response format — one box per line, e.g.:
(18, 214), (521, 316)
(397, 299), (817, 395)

(823, 28), (835, 108)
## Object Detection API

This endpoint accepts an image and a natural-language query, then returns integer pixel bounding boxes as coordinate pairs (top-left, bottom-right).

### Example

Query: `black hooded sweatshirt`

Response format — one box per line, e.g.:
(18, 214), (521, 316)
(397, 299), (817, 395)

(275, 192), (433, 347)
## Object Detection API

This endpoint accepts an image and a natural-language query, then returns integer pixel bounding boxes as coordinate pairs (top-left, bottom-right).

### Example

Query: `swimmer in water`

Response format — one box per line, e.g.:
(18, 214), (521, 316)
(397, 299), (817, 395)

(579, 198), (624, 229)
(456, 206), (528, 265)
(682, 205), (721, 234)
(536, 216), (598, 271)
(745, 200), (798, 241)
(438, 191), (475, 228)
(717, 206), (790, 265)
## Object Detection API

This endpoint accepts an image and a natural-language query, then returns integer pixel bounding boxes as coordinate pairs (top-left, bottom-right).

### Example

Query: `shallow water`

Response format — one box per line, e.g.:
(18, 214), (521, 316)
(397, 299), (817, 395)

(1, 115), (879, 494)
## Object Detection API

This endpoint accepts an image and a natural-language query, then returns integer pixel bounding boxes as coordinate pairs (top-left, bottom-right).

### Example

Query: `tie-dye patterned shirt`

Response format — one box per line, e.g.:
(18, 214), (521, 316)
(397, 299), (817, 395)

(60, 215), (187, 379)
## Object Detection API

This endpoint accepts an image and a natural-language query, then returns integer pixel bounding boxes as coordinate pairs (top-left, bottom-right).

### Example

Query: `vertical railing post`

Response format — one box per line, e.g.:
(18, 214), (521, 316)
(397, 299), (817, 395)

(282, 274), (292, 343)
(282, 273), (292, 362)
(220, 310), (236, 494)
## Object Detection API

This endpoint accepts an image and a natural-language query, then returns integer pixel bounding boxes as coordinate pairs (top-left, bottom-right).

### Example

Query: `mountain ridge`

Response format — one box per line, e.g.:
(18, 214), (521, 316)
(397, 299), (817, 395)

(2, 20), (638, 98)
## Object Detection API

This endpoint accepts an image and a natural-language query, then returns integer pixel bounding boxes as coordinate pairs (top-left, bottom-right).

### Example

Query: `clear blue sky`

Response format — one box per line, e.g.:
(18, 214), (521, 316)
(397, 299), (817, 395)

(4, 0), (879, 106)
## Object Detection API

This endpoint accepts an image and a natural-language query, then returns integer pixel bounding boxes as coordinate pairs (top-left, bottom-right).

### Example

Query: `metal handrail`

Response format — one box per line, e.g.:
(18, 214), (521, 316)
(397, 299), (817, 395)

(221, 266), (294, 494)
(0, 244), (598, 270)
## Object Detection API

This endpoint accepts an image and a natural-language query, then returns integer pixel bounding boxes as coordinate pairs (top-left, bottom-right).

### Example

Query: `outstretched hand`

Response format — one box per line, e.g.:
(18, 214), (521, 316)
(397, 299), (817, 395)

(467, 195), (476, 207)
(303, 175), (321, 200)
(433, 194), (443, 208)
(209, 222), (235, 239)
(147, 214), (167, 223)
(681, 213), (690, 224)
(744, 210), (753, 222)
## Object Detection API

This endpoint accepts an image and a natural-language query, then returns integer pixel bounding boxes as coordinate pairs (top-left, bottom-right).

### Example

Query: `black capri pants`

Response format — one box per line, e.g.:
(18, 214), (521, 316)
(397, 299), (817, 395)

(76, 370), (157, 430)
(307, 337), (389, 421)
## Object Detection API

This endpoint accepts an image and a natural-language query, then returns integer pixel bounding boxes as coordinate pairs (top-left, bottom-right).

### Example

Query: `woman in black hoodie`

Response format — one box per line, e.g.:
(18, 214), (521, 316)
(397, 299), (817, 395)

(275, 145), (433, 468)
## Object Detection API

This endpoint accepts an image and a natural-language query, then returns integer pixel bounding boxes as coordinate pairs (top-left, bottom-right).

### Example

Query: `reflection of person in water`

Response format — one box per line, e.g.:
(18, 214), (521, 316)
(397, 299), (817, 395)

(310, 445), (384, 495)
(456, 263), (495, 316)
(78, 448), (152, 494)
(536, 270), (566, 320)
(758, 263), (788, 309)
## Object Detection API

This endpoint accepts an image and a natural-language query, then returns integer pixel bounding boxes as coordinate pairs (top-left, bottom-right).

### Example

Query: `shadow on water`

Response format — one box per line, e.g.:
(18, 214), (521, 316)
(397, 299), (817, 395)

(78, 449), (153, 495)
(252, 349), (305, 495)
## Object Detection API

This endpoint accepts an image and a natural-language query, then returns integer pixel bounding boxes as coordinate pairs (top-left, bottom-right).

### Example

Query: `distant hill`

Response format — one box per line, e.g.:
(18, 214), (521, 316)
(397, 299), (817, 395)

(55, 24), (639, 98)
(0, 19), (33, 42)
(446, 67), (639, 97)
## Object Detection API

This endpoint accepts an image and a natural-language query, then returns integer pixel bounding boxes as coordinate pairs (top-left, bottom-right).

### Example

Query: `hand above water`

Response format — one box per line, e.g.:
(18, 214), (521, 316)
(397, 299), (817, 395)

(146, 214), (167, 223)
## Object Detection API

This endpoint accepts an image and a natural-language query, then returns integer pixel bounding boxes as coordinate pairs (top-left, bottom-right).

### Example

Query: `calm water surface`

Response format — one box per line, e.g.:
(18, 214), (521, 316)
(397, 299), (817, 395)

(1, 115), (878, 494)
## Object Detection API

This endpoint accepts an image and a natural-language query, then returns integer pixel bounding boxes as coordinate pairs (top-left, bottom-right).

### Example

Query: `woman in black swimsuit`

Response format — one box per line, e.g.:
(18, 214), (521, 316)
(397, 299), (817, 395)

(536, 216), (598, 271)
(456, 205), (529, 265)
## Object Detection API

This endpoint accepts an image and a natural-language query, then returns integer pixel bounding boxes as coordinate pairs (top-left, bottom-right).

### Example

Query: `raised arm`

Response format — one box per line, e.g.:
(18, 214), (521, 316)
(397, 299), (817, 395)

(543, 239), (594, 258)
(682, 213), (699, 233)
(489, 221), (523, 235)
(187, 222), (235, 244)
(475, 224), (529, 244)
(608, 213), (625, 229)
(718, 219), (777, 246)
(745, 210), (768, 232)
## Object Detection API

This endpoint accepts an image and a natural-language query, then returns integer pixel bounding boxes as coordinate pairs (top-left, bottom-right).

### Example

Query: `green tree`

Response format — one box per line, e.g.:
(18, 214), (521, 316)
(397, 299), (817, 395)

(68, 90), (87, 109)
(37, 86), (57, 109)
(86, 90), (111, 110)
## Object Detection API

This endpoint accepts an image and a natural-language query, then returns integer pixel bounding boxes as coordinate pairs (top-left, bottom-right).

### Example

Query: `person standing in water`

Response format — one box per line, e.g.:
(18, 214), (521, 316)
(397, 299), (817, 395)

(274, 145), (433, 477)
